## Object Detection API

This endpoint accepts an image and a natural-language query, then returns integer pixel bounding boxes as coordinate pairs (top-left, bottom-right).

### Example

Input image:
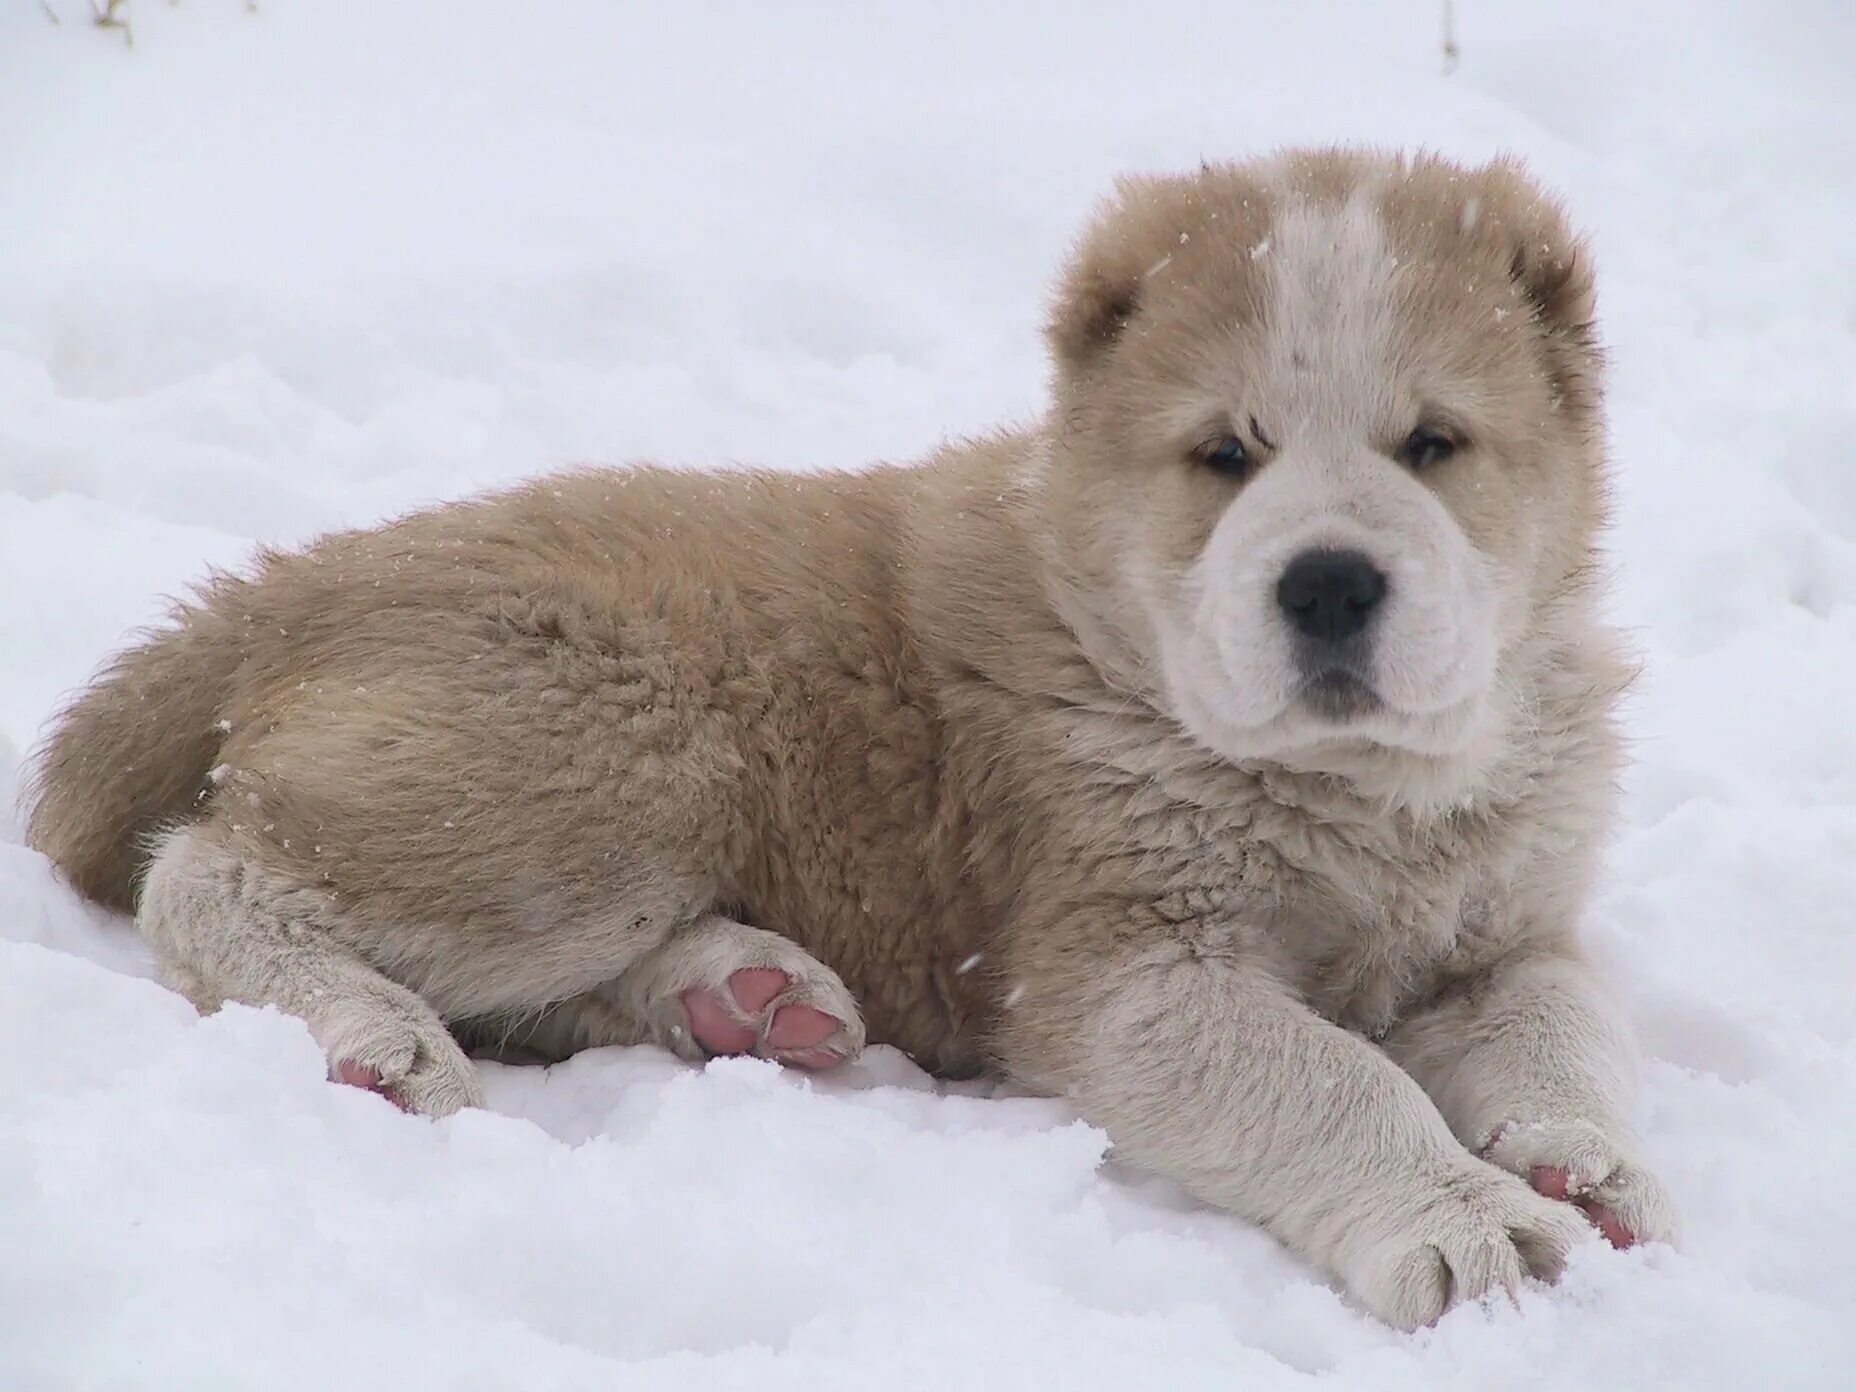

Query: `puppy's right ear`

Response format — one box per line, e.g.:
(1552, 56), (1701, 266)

(1047, 175), (1175, 373)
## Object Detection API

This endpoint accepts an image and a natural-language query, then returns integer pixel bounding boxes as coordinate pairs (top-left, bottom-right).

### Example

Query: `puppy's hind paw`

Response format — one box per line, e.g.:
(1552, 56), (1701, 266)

(680, 965), (863, 1070)
(622, 917), (866, 1071)
(315, 988), (486, 1117)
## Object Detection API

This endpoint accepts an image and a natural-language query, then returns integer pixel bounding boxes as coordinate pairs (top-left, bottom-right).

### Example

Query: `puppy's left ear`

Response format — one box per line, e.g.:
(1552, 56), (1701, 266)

(1482, 158), (1603, 416)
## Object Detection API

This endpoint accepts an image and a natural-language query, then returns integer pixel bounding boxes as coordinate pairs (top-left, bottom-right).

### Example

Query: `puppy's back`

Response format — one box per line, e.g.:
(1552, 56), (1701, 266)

(24, 464), (918, 916)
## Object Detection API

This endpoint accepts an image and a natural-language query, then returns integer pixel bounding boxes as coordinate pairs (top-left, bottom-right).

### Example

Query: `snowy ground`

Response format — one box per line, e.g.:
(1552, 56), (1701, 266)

(3, 1), (1853, 1387)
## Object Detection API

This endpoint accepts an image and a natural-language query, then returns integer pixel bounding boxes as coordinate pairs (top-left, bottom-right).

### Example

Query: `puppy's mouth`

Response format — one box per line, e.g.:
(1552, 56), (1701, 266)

(1296, 664), (1383, 721)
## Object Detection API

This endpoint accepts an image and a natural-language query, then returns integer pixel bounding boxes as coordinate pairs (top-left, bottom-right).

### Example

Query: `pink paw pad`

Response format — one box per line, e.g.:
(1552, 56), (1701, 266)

(1529, 1165), (1637, 1249)
(680, 967), (849, 1070)
(329, 1059), (414, 1112)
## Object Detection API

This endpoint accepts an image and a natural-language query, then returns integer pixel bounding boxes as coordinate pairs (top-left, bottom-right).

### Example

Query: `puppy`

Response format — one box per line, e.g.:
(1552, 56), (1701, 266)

(27, 148), (1676, 1327)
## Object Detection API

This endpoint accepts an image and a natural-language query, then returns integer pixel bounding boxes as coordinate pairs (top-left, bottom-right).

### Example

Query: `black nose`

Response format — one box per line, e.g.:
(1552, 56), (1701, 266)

(1276, 549), (1387, 642)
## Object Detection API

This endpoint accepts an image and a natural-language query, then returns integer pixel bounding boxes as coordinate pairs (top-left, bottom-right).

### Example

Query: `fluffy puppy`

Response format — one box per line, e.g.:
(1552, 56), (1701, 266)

(28, 148), (1676, 1328)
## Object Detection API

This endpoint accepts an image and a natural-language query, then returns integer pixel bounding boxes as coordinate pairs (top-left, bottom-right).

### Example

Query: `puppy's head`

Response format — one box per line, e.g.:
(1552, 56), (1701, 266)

(1040, 149), (1607, 794)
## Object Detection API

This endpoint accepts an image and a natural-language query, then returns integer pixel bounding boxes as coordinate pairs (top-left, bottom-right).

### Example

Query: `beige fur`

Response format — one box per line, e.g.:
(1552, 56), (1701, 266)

(26, 148), (1674, 1328)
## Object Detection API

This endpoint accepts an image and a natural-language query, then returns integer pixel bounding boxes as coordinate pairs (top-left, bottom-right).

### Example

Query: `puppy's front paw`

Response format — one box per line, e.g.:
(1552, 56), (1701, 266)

(1482, 1120), (1678, 1249)
(1344, 1161), (1595, 1330)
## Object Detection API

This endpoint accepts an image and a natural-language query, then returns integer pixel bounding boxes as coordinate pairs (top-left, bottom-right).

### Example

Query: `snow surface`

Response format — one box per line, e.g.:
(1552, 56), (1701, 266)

(3, 2), (1853, 1387)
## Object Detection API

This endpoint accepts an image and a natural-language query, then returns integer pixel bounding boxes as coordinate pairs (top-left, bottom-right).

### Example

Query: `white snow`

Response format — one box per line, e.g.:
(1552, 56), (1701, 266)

(3, 1), (1853, 1387)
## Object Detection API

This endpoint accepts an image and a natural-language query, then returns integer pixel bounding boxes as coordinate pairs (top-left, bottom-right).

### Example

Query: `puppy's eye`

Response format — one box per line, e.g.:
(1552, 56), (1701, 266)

(1198, 435), (1250, 476)
(1399, 427), (1459, 471)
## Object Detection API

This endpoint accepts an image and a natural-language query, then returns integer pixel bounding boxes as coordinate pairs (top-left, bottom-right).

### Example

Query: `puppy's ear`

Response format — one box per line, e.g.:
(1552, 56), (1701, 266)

(1047, 175), (1181, 373)
(1496, 169), (1597, 340)
(1480, 158), (1603, 414)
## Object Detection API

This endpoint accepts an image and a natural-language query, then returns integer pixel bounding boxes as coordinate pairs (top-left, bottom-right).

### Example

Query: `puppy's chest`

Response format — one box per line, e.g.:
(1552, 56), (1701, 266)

(1200, 807), (1517, 1036)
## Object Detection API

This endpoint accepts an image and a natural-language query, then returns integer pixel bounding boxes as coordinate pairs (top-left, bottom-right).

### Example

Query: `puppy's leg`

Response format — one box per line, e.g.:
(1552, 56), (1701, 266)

(999, 937), (1594, 1330)
(139, 822), (485, 1116)
(496, 916), (865, 1070)
(1384, 946), (1677, 1249)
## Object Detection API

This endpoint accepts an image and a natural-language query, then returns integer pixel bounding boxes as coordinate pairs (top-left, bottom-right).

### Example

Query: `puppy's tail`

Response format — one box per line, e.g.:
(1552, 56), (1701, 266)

(24, 575), (251, 913)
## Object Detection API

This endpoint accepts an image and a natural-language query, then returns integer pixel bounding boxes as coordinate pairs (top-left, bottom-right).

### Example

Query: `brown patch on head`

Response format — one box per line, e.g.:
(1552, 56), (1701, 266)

(1046, 170), (1277, 381)
(1361, 153), (1610, 597)
(1372, 153), (1601, 425)
(1037, 168), (1285, 658)
(1484, 157), (1600, 422)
